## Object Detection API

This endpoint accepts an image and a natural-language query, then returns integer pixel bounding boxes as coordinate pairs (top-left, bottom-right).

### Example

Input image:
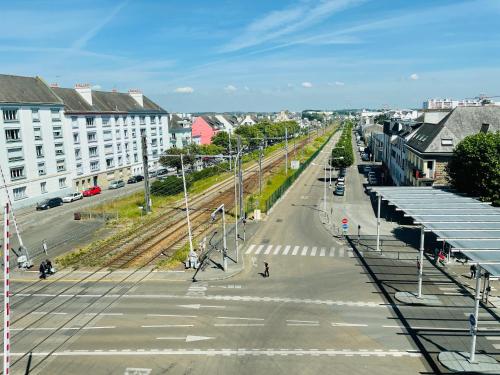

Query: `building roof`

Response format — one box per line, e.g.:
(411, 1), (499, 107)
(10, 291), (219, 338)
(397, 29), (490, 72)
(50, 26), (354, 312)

(406, 106), (500, 154)
(52, 87), (167, 114)
(169, 114), (191, 132)
(0, 74), (63, 105)
(201, 115), (224, 130)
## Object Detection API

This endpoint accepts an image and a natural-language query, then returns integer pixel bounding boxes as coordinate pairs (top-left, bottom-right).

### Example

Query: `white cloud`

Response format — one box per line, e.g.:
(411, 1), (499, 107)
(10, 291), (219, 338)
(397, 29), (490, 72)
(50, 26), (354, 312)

(174, 86), (194, 94)
(244, 86), (250, 91)
(410, 73), (419, 80)
(224, 84), (237, 92)
(302, 81), (313, 88)
(91, 84), (102, 90)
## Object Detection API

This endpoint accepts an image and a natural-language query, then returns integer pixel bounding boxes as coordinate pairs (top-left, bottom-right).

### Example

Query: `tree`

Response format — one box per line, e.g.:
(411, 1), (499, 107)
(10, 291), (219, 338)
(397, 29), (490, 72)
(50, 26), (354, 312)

(211, 131), (230, 152)
(151, 176), (188, 196)
(159, 145), (197, 173)
(447, 132), (500, 204)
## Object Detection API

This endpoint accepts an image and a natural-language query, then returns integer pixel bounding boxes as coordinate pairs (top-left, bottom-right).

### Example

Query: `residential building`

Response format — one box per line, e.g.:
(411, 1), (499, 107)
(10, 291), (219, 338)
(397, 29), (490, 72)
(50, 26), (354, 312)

(405, 106), (500, 186)
(169, 114), (192, 148)
(52, 84), (169, 190)
(423, 98), (483, 110)
(239, 114), (258, 126)
(215, 114), (239, 134)
(0, 74), (74, 209)
(191, 115), (224, 144)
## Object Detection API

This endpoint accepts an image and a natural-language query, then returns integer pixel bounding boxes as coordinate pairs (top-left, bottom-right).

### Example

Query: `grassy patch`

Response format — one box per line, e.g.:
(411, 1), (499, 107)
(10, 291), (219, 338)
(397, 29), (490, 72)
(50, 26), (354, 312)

(155, 241), (196, 270)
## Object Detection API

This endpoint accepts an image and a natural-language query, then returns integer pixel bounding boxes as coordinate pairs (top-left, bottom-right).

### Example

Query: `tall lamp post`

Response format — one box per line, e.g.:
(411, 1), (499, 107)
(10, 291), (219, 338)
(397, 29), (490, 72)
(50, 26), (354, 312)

(211, 204), (227, 271)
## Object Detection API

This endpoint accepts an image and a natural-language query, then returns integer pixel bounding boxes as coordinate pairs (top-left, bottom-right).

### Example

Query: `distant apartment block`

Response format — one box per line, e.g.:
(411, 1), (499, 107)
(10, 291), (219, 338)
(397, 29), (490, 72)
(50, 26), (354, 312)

(423, 98), (483, 109)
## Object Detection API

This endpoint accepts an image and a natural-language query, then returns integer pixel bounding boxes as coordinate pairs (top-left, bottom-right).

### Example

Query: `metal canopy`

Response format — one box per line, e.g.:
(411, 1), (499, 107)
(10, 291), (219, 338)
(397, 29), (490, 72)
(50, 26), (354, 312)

(370, 186), (500, 276)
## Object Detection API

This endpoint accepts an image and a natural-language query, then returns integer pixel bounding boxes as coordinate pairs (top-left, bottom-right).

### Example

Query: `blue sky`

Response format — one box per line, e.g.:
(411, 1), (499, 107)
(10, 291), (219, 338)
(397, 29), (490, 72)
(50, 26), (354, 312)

(1, 0), (500, 112)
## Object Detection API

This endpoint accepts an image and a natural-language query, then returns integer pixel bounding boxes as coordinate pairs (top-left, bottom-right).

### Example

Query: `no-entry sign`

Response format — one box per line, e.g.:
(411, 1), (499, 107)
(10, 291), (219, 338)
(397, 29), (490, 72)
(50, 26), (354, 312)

(342, 218), (348, 224)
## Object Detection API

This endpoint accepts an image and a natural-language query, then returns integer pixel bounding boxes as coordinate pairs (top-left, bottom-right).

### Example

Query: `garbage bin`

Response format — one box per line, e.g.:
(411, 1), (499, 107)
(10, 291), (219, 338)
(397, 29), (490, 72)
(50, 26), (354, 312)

(74, 212), (81, 220)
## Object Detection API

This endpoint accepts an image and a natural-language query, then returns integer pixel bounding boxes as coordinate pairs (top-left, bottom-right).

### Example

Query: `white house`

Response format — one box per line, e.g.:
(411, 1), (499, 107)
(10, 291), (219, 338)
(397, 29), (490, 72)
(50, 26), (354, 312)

(239, 114), (258, 126)
(215, 114), (239, 134)
(169, 114), (192, 148)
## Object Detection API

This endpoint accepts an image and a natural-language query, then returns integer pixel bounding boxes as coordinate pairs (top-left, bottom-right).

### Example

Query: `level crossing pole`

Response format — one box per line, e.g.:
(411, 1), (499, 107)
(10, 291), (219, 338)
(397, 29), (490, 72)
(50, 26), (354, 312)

(259, 145), (263, 195)
(141, 135), (152, 213)
(181, 154), (194, 255)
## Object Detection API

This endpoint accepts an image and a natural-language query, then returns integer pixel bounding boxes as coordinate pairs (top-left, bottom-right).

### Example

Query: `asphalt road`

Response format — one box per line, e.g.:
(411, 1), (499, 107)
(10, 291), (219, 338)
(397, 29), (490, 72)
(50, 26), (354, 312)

(6, 132), (431, 375)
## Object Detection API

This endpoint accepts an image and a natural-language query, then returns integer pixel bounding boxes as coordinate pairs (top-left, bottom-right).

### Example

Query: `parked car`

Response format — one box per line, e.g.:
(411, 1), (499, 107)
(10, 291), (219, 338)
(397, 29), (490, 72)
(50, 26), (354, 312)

(339, 168), (346, 177)
(361, 153), (370, 161)
(334, 185), (345, 196)
(62, 192), (83, 203)
(36, 197), (63, 210)
(337, 176), (345, 184)
(337, 180), (345, 188)
(127, 175), (144, 184)
(109, 180), (125, 189)
(83, 186), (101, 197)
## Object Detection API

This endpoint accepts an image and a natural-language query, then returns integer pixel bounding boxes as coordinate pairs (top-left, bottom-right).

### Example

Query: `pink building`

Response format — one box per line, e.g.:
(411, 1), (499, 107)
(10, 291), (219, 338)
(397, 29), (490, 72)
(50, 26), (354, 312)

(191, 116), (224, 144)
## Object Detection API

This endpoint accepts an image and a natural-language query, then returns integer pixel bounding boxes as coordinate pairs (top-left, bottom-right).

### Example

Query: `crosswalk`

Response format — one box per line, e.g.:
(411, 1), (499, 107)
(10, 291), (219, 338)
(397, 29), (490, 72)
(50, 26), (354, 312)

(486, 336), (500, 349)
(245, 244), (352, 258)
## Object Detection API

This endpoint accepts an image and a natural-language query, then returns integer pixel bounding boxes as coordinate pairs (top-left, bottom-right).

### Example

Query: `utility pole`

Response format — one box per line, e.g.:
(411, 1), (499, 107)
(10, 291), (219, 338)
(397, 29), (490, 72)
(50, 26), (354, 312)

(237, 136), (244, 219)
(3, 203), (11, 375)
(285, 127), (288, 175)
(181, 154), (194, 255)
(259, 144), (263, 195)
(234, 152), (239, 263)
(141, 135), (151, 213)
(228, 132), (232, 171)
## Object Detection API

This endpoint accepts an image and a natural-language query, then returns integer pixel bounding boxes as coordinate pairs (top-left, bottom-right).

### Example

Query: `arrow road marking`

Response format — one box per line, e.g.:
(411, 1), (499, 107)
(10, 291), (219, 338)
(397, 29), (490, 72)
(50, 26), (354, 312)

(156, 336), (214, 342)
(178, 304), (226, 310)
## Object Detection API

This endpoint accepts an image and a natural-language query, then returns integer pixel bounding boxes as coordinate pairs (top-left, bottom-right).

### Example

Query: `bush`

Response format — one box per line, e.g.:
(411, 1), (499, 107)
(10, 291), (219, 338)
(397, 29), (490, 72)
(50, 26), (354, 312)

(151, 176), (189, 196)
(188, 162), (229, 183)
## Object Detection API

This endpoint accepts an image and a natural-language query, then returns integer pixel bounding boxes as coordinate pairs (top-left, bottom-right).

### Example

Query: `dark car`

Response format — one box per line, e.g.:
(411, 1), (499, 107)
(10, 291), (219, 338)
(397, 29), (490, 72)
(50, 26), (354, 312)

(36, 197), (63, 210)
(128, 175), (144, 184)
(334, 185), (345, 196)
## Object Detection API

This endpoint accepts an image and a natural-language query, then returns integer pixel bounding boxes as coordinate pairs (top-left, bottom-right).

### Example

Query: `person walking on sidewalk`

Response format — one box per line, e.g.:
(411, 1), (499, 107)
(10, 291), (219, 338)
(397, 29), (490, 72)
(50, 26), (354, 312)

(264, 262), (270, 278)
(470, 264), (477, 279)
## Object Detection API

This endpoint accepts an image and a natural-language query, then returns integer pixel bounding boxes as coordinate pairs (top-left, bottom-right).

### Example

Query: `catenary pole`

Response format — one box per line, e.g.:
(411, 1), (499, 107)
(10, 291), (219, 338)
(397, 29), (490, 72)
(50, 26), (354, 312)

(237, 137), (244, 219)
(285, 127), (288, 175)
(181, 154), (194, 255)
(3, 203), (11, 375)
(141, 135), (151, 213)
(234, 152), (239, 263)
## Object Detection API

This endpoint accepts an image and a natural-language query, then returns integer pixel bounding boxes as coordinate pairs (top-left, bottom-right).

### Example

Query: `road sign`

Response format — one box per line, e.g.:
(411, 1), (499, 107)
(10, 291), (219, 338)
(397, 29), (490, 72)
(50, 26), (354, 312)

(469, 314), (476, 327)
(342, 224), (349, 230)
(342, 218), (348, 224)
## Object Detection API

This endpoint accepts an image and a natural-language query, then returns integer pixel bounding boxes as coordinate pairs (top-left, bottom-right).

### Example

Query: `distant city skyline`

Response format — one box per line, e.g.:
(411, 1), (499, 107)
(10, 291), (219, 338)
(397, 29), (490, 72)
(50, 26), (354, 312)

(1, 0), (499, 112)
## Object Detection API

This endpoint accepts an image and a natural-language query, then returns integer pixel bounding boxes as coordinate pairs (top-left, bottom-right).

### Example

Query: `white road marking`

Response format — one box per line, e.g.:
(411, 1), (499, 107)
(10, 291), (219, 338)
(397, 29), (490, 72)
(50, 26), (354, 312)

(255, 245), (264, 255)
(141, 324), (194, 328)
(310, 247), (317, 256)
(320, 248), (326, 257)
(338, 248), (344, 257)
(439, 287), (459, 291)
(251, 256), (257, 268)
(286, 320), (319, 324)
(287, 323), (320, 326)
(494, 344), (500, 350)
(32, 311), (67, 315)
(292, 246), (300, 256)
(214, 324), (265, 327)
(147, 314), (198, 318)
(329, 247), (335, 257)
(331, 323), (368, 327)
(245, 245), (256, 255)
(178, 304), (225, 309)
(273, 245), (282, 255)
(264, 245), (273, 255)
(100, 313), (123, 316)
(301, 246), (308, 256)
(11, 326), (116, 331)
(283, 245), (291, 255)
(10, 349), (423, 358)
(216, 316), (265, 321)
(156, 336), (214, 342)
(486, 336), (500, 340)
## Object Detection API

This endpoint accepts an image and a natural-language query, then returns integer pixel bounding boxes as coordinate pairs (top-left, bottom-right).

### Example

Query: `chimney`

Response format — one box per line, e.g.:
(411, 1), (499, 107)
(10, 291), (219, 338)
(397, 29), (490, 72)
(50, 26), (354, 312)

(75, 83), (92, 106)
(129, 89), (143, 107)
(112, 88), (118, 93)
(50, 83), (59, 88)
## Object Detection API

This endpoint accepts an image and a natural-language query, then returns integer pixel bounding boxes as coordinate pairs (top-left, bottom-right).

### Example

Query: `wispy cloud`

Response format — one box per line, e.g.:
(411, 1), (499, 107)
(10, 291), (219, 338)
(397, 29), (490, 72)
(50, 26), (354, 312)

(302, 82), (313, 88)
(71, 1), (129, 50)
(174, 86), (194, 93)
(329, 81), (345, 86)
(224, 84), (237, 92)
(220, 0), (365, 52)
(409, 73), (419, 80)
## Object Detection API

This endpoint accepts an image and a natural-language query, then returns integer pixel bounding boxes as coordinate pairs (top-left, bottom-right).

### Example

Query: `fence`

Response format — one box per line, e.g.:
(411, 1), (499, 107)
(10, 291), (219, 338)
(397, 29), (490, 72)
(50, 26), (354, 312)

(74, 211), (119, 221)
(262, 130), (337, 214)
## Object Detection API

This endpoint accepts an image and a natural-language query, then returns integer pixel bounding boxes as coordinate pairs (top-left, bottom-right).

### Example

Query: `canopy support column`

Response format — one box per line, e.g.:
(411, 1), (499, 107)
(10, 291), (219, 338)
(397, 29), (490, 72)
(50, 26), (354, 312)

(469, 266), (482, 363)
(376, 194), (381, 252)
(417, 226), (425, 298)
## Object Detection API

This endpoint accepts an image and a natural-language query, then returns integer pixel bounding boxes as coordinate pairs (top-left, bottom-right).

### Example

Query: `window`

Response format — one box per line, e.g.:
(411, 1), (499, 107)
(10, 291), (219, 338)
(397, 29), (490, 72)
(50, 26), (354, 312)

(10, 166), (25, 180)
(40, 182), (47, 194)
(427, 161), (433, 169)
(106, 158), (114, 168)
(73, 133), (80, 144)
(56, 160), (66, 172)
(151, 138), (157, 147)
(86, 117), (95, 126)
(53, 126), (62, 139)
(34, 127), (42, 140)
(5, 129), (21, 142)
(104, 144), (113, 155)
(51, 108), (60, 121)
(87, 132), (97, 142)
(59, 177), (67, 188)
(117, 143), (122, 153)
(115, 129), (121, 139)
(2, 109), (18, 122)
(36, 145), (44, 158)
(140, 116), (146, 125)
(118, 156), (123, 165)
(89, 146), (98, 157)
(124, 129), (128, 138)
(481, 123), (490, 133)
(103, 130), (112, 141)
(38, 162), (46, 176)
(132, 129), (136, 138)
(152, 150), (158, 158)
(140, 128), (146, 136)
(55, 143), (64, 156)
(13, 187), (26, 201)
(159, 127), (163, 135)
(71, 117), (78, 128)
(125, 143), (129, 151)
(76, 163), (83, 175)
(90, 161), (99, 171)
(32, 109), (40, 122)
(7, 147), (23, 162)
(441, 138), (453, 146)
(133, 141), (137, 150)
(134, 154), (138, 163)
(75, 148), (81, 160)
(102, 117), (110, 126)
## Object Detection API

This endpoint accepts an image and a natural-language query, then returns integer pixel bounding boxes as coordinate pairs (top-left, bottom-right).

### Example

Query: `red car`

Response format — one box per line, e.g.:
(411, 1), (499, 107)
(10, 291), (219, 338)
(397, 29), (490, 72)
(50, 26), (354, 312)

(82, 186), (101, 197)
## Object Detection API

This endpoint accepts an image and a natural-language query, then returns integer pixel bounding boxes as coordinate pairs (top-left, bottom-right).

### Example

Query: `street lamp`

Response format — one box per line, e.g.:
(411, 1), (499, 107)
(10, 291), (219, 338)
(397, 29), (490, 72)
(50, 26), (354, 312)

(211, 204), (227, 271)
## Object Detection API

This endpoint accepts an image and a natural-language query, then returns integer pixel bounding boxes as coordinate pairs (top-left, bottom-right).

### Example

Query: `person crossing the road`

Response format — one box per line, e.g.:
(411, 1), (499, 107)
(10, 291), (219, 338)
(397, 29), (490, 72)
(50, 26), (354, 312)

(264, 262), (270, 278)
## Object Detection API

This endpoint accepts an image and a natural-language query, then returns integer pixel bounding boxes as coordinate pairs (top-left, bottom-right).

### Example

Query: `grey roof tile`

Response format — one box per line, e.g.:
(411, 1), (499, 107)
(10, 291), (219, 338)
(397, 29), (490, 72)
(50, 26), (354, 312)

(0, 74), (62, 105)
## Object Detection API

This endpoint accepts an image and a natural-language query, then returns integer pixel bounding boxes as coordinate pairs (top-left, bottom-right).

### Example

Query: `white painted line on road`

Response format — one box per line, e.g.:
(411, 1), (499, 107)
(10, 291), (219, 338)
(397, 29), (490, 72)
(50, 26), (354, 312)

(214, 324), (265, 327)
(329, 247), (335, 257)
(264, 245), (273, 255)
(287, 323), (320, 327)
(282, 245), (291, 255)
(9, 349), (423, 358)
(479, 321), (500, 325)
(216, 317), (265, 321)
(301, 246), (308, 256)
(34, 294), (56, 297)
(331, 323), (368, 327)
(438, 287), (459, 291)
(141, 324), (194, 328)
(32, 311), (67, 316)
(463, 312), (492, 317)
(292, 246), (300, 256)
(100, 313), (123, 316)
(156, 336), (214, 342)
(494, 344), (500, 350)
(310, 247), (317, 256)
(245, 245), (255, 255)
(255, 245), (264, 255)
(11, 326), (116, 331)
(486, 336), (500, 340)
(147, 314), (198, 318)
(286, 320), (319, 324)
(320, 248), (326, 257)
(81, 326), (117, 330)
(74, 294), (103, 298)
(178, 304), (226, 310)
(273, 245), (282, 255)
(338, 248), (344, 257)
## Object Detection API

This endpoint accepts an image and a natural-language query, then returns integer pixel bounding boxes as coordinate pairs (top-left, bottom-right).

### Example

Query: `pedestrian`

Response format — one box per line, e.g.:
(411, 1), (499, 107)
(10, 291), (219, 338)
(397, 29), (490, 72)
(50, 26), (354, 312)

(46, 259), (54, 275)
(264, 262), (270, 278)
(438, 251), (446, 267)
(470, 264), (477, 279)
(39, 261), (47, 279)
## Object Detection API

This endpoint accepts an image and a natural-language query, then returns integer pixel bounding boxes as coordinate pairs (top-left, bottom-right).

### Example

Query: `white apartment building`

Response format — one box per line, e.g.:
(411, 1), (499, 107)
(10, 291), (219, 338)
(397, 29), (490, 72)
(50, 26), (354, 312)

(423, 98), (482, 109)
(0, 75), (74, 209)
(169, 114), (192, 148)
(0, 74), (169, 209)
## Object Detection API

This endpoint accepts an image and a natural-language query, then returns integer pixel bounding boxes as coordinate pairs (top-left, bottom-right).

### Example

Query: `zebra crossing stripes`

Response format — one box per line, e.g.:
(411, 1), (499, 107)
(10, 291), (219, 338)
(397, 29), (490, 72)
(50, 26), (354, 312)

(245, 244), (350, 259)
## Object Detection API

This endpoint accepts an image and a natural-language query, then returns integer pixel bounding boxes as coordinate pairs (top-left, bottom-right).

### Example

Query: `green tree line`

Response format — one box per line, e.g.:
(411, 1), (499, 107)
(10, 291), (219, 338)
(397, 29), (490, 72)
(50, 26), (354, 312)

(331, 121), (354, 168)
